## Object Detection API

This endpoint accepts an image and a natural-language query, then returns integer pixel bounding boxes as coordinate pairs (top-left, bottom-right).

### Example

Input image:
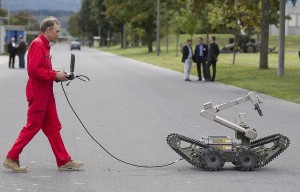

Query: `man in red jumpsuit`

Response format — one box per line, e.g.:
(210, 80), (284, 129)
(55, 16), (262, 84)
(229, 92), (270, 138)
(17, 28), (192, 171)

(3, 16), (83, 173)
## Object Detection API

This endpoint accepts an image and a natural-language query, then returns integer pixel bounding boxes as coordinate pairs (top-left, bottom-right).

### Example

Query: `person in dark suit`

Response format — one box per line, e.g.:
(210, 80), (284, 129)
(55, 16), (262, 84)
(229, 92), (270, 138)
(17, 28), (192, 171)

(7, 37), (17, 69)
(206, 36), (220, 82)
(181, 39), (193, 81)
(194, 37), (208, 81)
(17, 36), (27, 69)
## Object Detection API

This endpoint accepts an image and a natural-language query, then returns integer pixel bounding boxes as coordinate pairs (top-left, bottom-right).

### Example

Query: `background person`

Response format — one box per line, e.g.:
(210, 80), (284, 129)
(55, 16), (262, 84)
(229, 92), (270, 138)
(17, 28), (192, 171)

(181, 39), (193, 81)
(194, 37), (208, 81)
(3, 16), (83, 173)
(206, 36), (220, 82)
(7, 37), (17, 69)
(17, 36), (27, 69)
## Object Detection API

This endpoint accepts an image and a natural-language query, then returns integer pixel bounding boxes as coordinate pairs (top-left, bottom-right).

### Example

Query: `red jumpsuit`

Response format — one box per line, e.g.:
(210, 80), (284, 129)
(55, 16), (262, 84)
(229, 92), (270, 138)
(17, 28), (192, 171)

(6, 34), (71, 167)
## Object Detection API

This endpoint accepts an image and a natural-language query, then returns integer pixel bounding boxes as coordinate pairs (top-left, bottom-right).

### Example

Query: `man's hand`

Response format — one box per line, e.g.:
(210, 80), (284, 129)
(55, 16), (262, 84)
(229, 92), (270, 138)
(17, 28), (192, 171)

(56, 71), (69, 82)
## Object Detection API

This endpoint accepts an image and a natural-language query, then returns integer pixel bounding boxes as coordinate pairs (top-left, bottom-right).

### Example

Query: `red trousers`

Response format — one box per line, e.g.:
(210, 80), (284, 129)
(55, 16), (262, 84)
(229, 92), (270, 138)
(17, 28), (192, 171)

(7, 84), (71, 167)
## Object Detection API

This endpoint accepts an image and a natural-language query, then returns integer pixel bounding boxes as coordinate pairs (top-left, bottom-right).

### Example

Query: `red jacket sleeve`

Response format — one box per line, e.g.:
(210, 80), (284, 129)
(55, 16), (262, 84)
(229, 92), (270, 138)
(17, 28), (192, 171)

(27, 42), (57, 81)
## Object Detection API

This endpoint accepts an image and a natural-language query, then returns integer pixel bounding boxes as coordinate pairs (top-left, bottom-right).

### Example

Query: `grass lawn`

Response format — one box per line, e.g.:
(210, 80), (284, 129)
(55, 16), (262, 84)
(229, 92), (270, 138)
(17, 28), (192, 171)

(97, 34), (300, 104)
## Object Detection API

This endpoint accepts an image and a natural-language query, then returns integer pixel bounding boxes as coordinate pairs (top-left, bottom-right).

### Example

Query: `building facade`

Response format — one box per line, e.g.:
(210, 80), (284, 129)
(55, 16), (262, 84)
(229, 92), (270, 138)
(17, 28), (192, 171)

(0, 25), (26, 54)
(270, 5), (300, 35)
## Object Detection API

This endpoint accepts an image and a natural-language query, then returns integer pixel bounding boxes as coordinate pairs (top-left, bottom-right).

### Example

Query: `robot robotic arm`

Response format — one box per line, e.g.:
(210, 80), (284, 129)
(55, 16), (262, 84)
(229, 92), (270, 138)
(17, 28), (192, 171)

(200, 92), (263, 140)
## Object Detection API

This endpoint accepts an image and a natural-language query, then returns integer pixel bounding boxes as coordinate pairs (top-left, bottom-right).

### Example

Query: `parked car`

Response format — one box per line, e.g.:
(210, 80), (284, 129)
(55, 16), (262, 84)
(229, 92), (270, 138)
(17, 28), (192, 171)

(70, 41), (81, 50)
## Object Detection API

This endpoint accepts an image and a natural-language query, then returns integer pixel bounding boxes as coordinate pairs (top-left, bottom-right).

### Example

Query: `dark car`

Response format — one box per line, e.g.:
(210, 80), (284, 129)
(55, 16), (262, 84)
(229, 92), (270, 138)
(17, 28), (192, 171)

(70, 41), (81, 50)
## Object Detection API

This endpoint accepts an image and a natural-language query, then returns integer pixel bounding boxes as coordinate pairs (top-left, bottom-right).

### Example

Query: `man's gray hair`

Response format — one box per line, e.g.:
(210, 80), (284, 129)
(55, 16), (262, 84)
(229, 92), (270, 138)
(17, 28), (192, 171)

(40, 16), (61, 32)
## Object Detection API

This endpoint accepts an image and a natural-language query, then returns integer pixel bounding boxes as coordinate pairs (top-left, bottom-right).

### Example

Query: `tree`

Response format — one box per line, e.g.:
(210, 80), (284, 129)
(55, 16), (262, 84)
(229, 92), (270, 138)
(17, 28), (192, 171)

(90, 0), (109, 46)
(160, 0), (187, 55)
(104, 0), (131, 48)
(190, 0), (298, 69)
(10, 11), (39, 30)
(168, 12), (183, 57)
(0, 8), (6, 18)
(191, 0), (261, 64)
(260, 0), (297, 70)
(68, 0), (109, 44)
(259, 0), (270, 69)
(105, 0), (182, 53)
(67, 13), (82, 38)
(0, 0), (7, 18)
(278, 0), (285, 76)
(190, 0), (215, 45)
(128, 1), (157, 52)
(104, 0), (157, 52)
(179, 9), (201, 40)
(78, 0), (98, 41)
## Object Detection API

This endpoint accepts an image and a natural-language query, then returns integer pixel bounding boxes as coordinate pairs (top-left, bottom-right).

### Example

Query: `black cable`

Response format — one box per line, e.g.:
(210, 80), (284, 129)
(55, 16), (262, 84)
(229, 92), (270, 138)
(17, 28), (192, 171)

(66, 75), (90, 86)
(60, 80), (183, 168)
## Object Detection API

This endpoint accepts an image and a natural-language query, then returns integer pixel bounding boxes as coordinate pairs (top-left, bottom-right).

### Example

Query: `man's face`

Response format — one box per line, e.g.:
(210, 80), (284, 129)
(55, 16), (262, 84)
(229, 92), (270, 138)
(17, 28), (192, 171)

(187, 40), (192, 46)
(198, 39), (203, 44)
(46, 23), (60, 42)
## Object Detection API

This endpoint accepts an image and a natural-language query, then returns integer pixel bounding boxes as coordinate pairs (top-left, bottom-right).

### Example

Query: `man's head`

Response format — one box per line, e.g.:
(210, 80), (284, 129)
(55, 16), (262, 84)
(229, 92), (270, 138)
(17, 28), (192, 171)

(210, 36), (216, 43)
(198, 37), (203, 44)
(40, 16), (61, 42)
(11, 37), (15, 42)
(19, 36), (24, 42)
(187, 39), (192, 46)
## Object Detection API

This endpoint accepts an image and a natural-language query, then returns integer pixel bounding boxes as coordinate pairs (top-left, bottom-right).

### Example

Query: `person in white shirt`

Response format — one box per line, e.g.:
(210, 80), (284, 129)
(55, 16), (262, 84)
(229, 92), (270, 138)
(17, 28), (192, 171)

(181, 39), (193, 81)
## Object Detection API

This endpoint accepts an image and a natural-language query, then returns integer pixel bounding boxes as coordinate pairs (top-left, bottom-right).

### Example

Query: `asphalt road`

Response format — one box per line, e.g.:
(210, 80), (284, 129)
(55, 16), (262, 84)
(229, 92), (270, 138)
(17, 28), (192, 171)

(0, 44), (299, 192)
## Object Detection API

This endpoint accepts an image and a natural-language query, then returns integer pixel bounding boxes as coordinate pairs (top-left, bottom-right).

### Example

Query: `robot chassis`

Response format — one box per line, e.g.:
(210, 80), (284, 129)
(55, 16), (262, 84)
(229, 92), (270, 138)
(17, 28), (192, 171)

(167, 92), (290, 171)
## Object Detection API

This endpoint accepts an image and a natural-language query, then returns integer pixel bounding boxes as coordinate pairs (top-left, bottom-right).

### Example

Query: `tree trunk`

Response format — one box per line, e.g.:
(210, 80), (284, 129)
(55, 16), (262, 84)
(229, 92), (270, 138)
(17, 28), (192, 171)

(232, 32), (239, 65)
(146, 28), (153, 53)
(166, 32), (169, 54)
(132, 29), (135, 47)
(156, 0), (160, 56)
(176, 34), (179, 57)
(233, 50), (236, 65)
(206, 21), (209, 46)
(121, 24), (126, 49)
(278, 0), (285, 76)
(259, 0), (270, 69)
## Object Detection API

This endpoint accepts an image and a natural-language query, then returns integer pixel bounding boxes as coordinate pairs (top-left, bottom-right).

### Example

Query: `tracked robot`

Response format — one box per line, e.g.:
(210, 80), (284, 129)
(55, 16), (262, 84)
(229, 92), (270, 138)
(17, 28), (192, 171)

(167, 92), (290, 171)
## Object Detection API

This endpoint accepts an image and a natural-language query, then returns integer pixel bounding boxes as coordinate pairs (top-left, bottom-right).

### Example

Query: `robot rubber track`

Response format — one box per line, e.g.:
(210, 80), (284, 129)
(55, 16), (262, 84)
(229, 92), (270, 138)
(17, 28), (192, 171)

(250, 134), (290, 168)
(167, 133), (290, 171)
(166, 133), (211, 168)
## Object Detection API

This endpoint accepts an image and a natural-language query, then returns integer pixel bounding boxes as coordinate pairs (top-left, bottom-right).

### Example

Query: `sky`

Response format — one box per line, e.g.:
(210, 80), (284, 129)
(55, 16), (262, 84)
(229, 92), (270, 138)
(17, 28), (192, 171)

(1, 0), (81, 12)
